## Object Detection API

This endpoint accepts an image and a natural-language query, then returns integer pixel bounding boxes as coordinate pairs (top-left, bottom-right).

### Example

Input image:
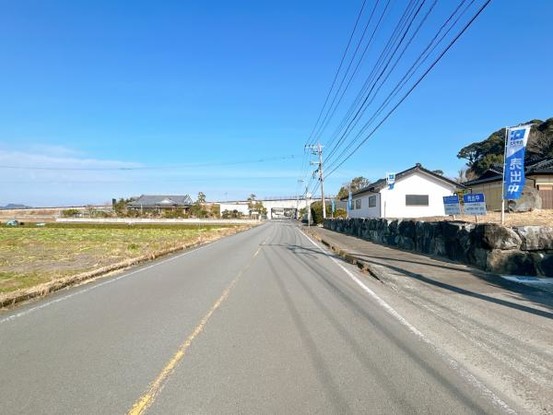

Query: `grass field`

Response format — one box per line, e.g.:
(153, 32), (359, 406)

(0, 223), (247, 295)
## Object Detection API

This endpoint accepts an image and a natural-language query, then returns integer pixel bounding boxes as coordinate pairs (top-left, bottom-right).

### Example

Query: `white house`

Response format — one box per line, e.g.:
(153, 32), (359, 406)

(344, 164), (464, 219)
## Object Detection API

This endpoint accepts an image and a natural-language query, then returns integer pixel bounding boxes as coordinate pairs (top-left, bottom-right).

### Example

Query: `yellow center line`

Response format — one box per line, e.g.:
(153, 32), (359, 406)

(127, 245), (263, 415)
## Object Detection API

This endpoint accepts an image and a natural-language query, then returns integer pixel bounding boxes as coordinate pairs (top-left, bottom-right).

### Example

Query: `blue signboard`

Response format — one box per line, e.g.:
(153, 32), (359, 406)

(463, 193), (485, 204)
(443, 196), (461, 215)
(386, 172), (395, 190)
(463, 193), (487, 215)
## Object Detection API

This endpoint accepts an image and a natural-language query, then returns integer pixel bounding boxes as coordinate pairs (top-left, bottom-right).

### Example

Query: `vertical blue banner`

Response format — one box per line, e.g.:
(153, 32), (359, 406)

(504, 126), (531, 200)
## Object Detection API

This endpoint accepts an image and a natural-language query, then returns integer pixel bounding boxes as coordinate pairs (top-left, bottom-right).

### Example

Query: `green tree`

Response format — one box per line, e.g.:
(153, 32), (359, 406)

(457, 117), (553, 178)
(254, 201), (267, 217)
(309, 200), (332, 225)
(336, 176), (370, 200)
(528, 118), (553, 158)
(457, 128), (505, 176)
(112, 197), (136, 217)
(210, 203), (220, 217)
(61, 208), (80, 218)
(222, 209), (243, 219)
(246, 194), (267, 218)
(163, 208), (184, 219)
(189, 204), (208, 218)
(190, 193), (208, 218)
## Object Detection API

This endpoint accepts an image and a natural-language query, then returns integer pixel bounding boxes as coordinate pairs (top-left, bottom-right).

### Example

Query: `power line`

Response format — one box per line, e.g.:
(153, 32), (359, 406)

(309, 0), (386, 146)
(305, 143), (327, 219)
(325, 0), (492, 178)
(0, 154), (301, 171)
(324, 0), (429, 166)
(323, 0), (393, 153)
(305, 0), (368, 147)
(326, 0), (474, 173)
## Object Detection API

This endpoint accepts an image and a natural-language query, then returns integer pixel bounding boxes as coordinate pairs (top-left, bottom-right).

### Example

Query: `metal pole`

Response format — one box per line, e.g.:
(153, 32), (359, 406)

(296, 179), (303, 220)
(318, 143), (326, 220)
(306, 187), (311, 227)
(501, 127), (508, 225)
(306, 143), (326, 220)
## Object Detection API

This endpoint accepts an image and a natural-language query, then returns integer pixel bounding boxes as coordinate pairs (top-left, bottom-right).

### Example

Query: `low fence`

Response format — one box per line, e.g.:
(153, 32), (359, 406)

(324, 218), (553, 277)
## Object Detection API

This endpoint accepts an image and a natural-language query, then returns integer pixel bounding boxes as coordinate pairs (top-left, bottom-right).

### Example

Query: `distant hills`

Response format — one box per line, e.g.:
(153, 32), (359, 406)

(457, 117), (553, 178)
(0, 204), (31, 210)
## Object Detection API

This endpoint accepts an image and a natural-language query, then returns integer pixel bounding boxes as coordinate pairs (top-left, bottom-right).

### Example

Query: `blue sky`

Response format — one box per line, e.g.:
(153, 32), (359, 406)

(1, 0), (552, 206)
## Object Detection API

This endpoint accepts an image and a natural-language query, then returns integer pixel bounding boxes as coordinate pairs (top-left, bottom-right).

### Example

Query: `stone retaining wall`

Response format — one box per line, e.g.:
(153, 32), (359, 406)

(324, 218), (553, 277)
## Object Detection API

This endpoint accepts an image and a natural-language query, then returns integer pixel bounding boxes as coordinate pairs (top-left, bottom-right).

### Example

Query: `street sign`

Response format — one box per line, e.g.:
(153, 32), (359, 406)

(386, 172), (396, 190)
(462, 193), (487, 216)
(443, 195), (461, 215)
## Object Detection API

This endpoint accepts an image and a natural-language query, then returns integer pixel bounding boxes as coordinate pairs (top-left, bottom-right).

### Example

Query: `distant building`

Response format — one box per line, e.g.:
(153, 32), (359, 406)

(342, 164), (464, 219)
(127, 195), (193, 212)
(219, 202), (251, 218)
(463, 158), (553, 210)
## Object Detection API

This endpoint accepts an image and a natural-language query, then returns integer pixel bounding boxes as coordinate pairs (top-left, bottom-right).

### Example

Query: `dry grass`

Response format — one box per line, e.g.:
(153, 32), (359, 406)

(411, 209), (553, 227)
(0, 223), (248, 296)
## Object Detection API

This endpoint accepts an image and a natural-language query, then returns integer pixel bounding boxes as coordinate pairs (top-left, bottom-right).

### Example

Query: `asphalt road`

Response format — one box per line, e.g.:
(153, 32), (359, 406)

(0, 221), (519, 414)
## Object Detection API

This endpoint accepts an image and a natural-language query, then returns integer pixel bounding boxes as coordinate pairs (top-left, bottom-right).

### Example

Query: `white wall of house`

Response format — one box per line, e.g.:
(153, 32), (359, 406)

(348, 171), (458, 219)
(348, 193), (381, 218)
(219, 203), (251, 216)
(382, 172), (457, 218)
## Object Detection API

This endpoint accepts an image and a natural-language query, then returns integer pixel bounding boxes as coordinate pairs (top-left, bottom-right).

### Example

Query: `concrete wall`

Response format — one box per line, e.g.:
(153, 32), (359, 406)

(219, 203), (251, 217)
(325, 218), (553, 277)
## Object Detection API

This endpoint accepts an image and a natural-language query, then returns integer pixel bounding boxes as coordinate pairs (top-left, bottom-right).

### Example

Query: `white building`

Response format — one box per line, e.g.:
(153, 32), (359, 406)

(345, 164), (464, 219)
(219, 198), (313, 219)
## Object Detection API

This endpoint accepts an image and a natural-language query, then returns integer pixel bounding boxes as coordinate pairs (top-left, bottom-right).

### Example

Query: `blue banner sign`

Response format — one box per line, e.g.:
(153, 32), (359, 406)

(504, 126), (531, 200)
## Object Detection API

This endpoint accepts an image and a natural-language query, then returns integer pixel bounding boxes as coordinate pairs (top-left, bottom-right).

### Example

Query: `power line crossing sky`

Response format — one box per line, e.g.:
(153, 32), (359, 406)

(1, 0), (551, 206)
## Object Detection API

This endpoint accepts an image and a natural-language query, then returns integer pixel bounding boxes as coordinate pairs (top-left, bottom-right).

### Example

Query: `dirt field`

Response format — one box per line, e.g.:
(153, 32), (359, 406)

(0, 223), (249, 298)
(0, 207), (85, 222)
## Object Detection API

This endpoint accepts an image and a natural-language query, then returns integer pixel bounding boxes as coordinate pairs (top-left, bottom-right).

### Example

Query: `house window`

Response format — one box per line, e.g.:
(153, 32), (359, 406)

(406, 194), (429, 206)
(355, 199), (361, 209)
(368, 195), (377, 208)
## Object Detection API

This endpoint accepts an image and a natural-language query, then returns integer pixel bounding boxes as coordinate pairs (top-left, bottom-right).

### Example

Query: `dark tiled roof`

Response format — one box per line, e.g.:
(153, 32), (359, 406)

(527, 158), (553, 174)
(128, 195), (193, 208)
(463, 157), (553, 186)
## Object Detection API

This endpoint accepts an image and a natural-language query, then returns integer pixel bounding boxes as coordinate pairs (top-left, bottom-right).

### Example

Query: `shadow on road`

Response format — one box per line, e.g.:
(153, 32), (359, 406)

(354, 256), (553, 319)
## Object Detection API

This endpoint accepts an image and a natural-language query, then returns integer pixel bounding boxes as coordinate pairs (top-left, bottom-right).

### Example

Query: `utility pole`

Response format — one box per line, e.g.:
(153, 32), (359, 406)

(306, 186), (312, 226)
(305, 143), (326, 220)
(296, 179), (304, 220)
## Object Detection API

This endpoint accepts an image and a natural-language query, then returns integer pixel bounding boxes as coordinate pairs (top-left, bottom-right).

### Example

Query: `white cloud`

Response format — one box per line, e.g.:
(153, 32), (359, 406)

(0, 145), (142, 170)
(0, 146), (146, 206)
(0, 145), (305, 206)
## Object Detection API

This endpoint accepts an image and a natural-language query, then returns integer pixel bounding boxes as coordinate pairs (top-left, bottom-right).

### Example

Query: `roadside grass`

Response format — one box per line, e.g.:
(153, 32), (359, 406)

(0, 223), (245, 295)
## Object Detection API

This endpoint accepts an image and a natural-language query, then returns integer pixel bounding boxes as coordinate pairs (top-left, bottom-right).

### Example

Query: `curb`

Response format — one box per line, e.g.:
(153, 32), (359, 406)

(307, 229), (553, 296)
(306, 230), (388, 283)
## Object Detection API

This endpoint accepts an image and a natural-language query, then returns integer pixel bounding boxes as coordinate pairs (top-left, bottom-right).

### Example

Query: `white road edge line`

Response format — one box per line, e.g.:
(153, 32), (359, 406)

(301, 229), (517, 415)
(0, 245), (204, 324)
